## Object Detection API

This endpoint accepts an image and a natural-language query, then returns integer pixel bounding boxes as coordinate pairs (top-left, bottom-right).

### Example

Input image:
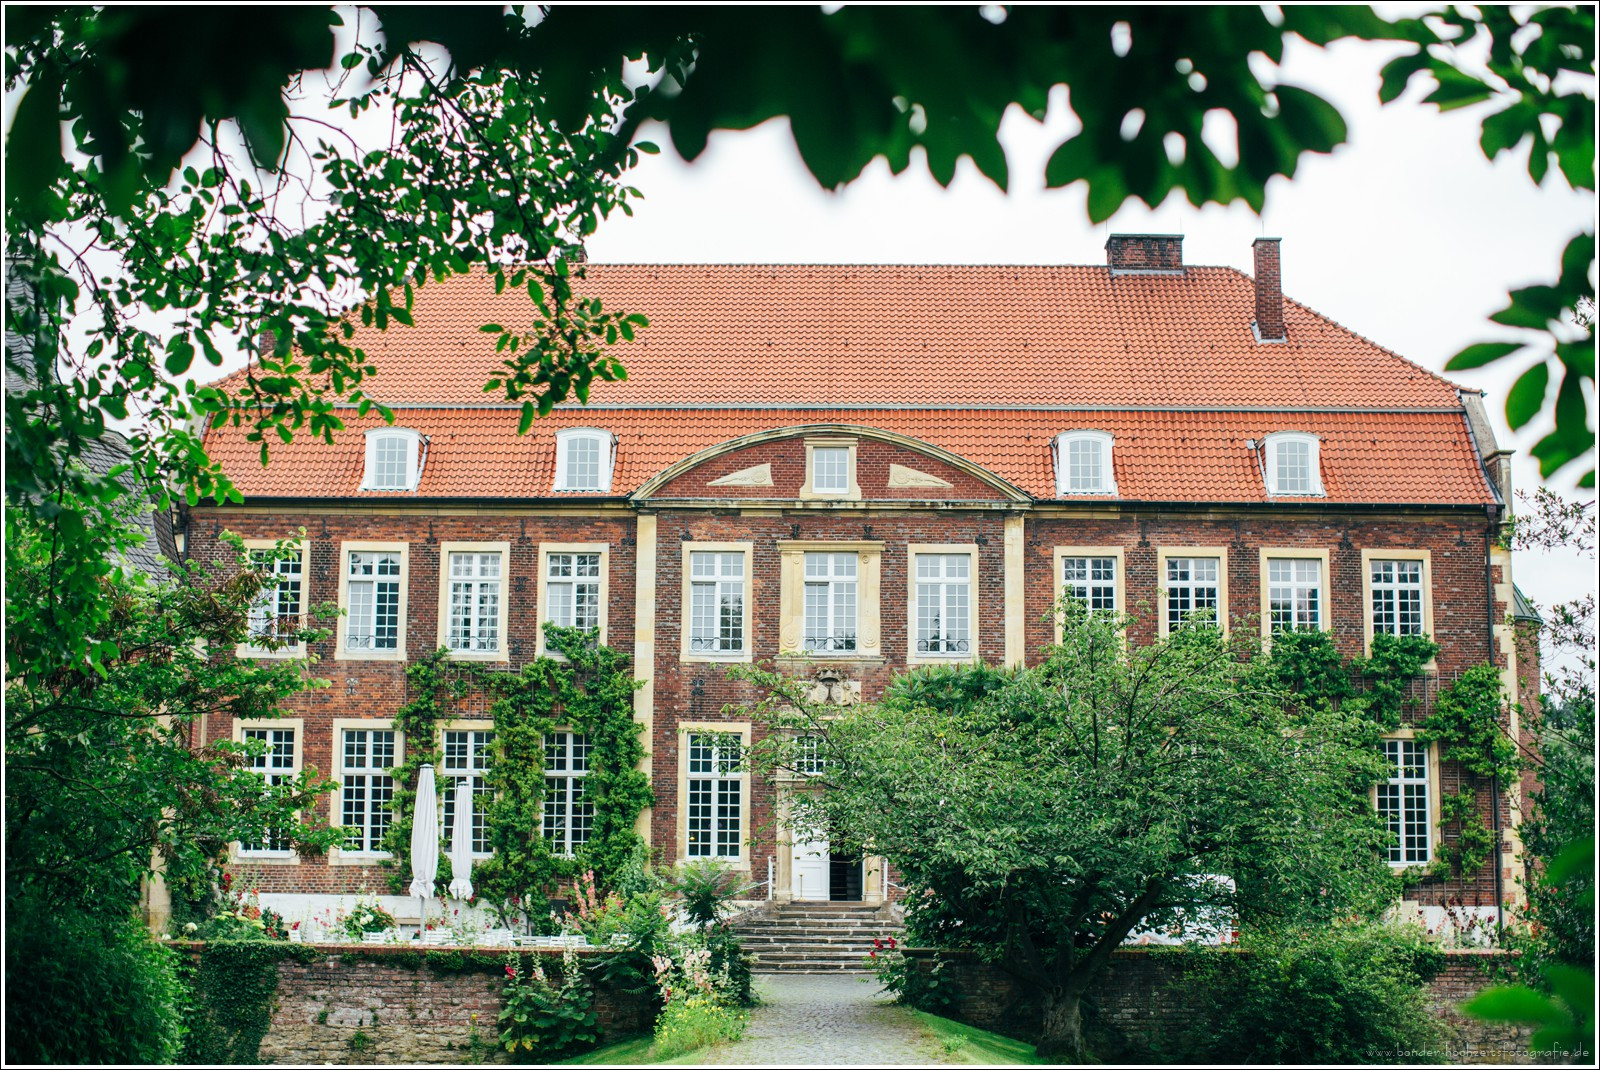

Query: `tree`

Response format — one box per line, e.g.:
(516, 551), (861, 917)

(4, 510), (345, 922)
(742, 604), (1400, 1061)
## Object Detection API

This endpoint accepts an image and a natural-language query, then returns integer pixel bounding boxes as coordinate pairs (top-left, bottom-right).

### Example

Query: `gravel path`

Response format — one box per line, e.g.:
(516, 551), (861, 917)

(699, 973), (945, 1066)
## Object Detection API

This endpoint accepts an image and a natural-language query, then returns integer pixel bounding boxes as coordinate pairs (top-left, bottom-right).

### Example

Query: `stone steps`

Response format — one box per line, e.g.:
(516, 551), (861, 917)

(732, 901), (903, 973)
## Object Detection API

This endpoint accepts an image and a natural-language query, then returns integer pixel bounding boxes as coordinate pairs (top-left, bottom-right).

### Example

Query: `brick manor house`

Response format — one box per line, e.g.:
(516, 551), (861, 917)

(186, 235), (1539, 929)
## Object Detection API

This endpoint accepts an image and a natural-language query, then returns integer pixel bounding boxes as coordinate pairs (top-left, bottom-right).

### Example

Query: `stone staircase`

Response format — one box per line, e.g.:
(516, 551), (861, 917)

(731, 900), (904, 973)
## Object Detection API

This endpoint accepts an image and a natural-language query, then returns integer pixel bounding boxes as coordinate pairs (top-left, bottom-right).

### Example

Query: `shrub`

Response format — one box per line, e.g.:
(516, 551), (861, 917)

(1173, 924), (1443, 1063)
(673, 859), (755, 929)
(342, 898), (398, 939)
(5, 901), (184, 1064)
(498, 949), (600, 1062)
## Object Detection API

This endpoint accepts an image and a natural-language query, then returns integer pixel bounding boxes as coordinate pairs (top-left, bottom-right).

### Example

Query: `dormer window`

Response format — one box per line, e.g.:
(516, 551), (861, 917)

(1054, 430), (1117, 496)
(554, 428), (615, 492)
(362, 428), (424, 491)
(1263, 432), (1323, 496)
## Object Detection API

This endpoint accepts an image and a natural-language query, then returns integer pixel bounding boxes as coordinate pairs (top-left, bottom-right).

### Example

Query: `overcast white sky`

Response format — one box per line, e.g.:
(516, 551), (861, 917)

(582, 21), (1597, 647)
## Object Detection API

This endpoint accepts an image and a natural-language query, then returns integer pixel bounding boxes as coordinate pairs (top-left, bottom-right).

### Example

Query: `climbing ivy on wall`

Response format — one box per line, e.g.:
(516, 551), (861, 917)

(177, 942), (317, 1064)
(1420, 664), (1521, 880)
(382, 627), (650, 920)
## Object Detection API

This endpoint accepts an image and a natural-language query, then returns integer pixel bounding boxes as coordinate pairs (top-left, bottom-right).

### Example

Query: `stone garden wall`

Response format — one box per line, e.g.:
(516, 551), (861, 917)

(904, 947), (1541, 1065)
(183, 943), (653, 1065)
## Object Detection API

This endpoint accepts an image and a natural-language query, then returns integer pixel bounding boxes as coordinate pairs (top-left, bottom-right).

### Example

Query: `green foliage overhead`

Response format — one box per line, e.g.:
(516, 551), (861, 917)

(741, 601), (1402, 1060)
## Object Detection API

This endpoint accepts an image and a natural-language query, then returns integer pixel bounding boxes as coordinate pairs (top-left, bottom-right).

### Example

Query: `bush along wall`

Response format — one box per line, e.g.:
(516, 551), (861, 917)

(383, 628), (652, 920)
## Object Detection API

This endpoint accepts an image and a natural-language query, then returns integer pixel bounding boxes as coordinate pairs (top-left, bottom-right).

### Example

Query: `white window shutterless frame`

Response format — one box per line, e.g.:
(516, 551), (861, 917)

(337, 543), (408, 661)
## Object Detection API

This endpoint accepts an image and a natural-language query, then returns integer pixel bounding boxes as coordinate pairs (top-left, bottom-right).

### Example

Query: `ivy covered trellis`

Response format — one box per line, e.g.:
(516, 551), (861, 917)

(381, 627), (651, 923)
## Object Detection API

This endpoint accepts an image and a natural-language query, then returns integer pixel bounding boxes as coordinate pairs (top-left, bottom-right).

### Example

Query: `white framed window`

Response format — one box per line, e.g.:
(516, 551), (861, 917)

(803, 552), (858, 654)
(362, 428), (424, 491)
(240, 541), (306, 657)
(438, 542), (509, 659)
(1053, 430), (1118, 497)
(912, 551), (973, 658)
(800, 438), (861, 500)
(685, 731), (744, 860)
(237, 722), (301, 858)
(441, 727), (495, 857)
(1360, 550), (1433, 657)
(1371, 559), (1425, 636)
(1062, 555), (1118, 613)
(338, 543), (407, 660)
(543, 731), (593, 856)
(339, 726), (399, 856)
(1265, 556), (1324, 634)
(1378, 738), (1432, 866)
(778, 540), (883, 659)
(688, 550), (748, 657)
(794, 734), (828, 776)
(1159, 550), (1226, 634)
(553, 428), (615, 492)
(1262, 432), (1323, 496)
(538, 543), (609, 655)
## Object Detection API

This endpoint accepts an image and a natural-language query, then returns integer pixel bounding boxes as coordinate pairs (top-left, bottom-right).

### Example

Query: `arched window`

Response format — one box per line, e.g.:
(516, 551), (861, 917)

(554, 428), (616, 492)
(1053, 430), (1118, 497)
(362, 428), (424, 491)
(1262, 432), (1323, 496)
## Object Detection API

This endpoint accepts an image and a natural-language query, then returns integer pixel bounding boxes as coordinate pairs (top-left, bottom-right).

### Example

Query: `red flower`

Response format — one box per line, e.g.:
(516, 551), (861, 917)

(887, 936), (897, 949)
(873, 938), (882, 949)
(869, 950), (877, 959)
(505, 965), (516, 978)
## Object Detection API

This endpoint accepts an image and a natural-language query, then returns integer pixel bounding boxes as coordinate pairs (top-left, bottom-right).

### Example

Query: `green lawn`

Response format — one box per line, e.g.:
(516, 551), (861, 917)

(557, 1034), (709, 1066)
(907, 1008), (1046, 1065)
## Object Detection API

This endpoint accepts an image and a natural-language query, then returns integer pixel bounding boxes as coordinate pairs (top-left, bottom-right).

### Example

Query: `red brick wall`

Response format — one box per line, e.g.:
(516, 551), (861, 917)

(189, 502), (1512, 903)
(655, 435), (1011, 501)
(243, 944), (654, 1064)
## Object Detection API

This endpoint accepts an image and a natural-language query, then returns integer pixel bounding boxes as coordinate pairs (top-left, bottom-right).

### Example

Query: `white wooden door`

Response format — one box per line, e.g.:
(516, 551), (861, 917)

(790, 832), (829, 901)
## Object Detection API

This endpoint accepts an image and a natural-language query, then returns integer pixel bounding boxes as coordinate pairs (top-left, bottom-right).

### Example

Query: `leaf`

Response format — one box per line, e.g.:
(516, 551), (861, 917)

(1505, 363), (1550, 430)
(1462, 985), (1569, 1026)
(1446, 342), (1523, 371)
(1422, 65), (1495, 112)
(1377, 50), (1430, 104)
(1544, 838), (1595, 886)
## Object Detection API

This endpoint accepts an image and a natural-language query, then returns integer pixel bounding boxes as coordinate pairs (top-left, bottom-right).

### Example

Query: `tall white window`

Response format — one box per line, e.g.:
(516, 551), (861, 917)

(1371, 559), (1425, 636)
(687, 733), (742, 859)
(1061, 556), (1118, 614)
(811, 447), (850, 493)
(246, 548), (302, 652)
(341, 728), (397, 854)
(1054, 431), (1117, 496)
(1165, 556), (1221, 630)
(690, 552), (746, 655)
(346, 551), (402, 651)
(794, 735), (828, 776)
(447, 552), (502, 653)
(1267, 558), (1322, 633)
(1263, 432), (1322, 496)
(362, 428), (423, 491)
(546, 553), (602, 632)
(914, 553), (972, 656)
(1378, 739), (1430, 865)
(804, 552), (858, 654)
(241, 727), (296, 854)
(442, 729), (494, 856)
(554, 429), (613, 492)
(543, 732), (593, 856)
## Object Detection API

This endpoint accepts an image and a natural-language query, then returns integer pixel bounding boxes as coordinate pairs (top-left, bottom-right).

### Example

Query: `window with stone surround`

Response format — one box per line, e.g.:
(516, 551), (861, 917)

(543, 731), (593, 856)
(441, 728), (494, 857)
(686, 732), (744, 860)
(340, 727), (399, 855)
(1378, 738), (1431, 866)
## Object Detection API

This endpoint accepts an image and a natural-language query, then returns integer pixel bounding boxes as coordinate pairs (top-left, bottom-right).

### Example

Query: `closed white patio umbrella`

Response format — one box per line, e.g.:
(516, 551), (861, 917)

(409, 764), (440, 935)
(448, 776), (475, 902)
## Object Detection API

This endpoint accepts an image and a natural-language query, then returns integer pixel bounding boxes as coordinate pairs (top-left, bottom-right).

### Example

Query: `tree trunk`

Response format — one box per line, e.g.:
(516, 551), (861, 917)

(1034, 986), (1090, 1064)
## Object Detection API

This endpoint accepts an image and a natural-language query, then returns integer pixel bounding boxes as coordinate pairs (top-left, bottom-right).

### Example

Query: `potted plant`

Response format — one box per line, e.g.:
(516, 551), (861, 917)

(343, 899), (399, 943)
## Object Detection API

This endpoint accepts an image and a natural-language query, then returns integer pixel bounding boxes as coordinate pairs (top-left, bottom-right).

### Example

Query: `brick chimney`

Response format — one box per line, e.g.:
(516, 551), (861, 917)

(1252, 237), (1286, 342)
(1105, 234), (1183, 273)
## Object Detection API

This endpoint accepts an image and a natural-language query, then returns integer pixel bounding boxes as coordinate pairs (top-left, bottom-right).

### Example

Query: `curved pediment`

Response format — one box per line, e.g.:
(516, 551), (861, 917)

(632, 424), (1031, 503)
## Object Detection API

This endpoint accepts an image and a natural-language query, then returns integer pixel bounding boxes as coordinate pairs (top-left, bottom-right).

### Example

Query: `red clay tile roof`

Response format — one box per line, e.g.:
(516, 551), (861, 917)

(203, 264), (1494, 505)
(204, 406), (1495, 505)
(213, 265), (1463, 409)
